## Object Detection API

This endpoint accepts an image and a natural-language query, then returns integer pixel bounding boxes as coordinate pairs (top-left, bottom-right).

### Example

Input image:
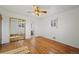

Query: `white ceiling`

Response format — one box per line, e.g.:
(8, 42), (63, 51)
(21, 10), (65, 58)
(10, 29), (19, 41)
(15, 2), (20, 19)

(0, 5), (79, 18)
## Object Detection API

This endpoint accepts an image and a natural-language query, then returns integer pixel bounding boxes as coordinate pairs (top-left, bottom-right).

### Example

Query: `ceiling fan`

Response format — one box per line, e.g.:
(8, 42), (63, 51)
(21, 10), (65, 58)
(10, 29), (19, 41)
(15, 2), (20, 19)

(27, 5), (47, 16)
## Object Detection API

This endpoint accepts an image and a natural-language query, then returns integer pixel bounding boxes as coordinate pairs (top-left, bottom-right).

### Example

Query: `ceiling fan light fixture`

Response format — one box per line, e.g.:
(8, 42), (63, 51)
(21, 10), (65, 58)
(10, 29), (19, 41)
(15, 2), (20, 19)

(33, 5), (47, 16)
(35, 12), (41, 16)
(27, 5), (47, 16)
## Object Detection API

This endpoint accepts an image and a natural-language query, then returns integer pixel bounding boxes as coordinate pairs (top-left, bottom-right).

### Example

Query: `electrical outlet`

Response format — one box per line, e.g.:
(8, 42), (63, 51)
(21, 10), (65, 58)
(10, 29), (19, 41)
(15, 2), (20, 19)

(53, 37), (56, 39)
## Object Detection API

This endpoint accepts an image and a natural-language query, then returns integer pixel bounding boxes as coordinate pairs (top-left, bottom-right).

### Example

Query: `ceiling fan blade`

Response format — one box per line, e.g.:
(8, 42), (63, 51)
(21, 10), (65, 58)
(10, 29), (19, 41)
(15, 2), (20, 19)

(42, 11), (47, 13)
(40, 11), (47, 13)
(27, 11), (33, 13)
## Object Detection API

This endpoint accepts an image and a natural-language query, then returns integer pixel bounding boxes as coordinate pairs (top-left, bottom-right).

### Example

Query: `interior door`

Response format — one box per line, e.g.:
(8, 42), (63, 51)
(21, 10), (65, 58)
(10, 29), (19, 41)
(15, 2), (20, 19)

(0, 14), (2, 43)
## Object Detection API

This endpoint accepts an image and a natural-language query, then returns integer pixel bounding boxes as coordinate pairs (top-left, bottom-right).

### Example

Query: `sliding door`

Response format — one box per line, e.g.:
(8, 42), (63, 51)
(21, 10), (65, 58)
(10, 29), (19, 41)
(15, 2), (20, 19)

(9, 17), (26, 42)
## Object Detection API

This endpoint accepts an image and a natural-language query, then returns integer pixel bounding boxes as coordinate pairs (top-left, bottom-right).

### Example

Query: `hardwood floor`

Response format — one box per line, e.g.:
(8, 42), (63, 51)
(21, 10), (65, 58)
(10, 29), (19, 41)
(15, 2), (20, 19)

(0, 36), (79, 54)
(35, 36), (79, 54)
(0, 39), (38, 54)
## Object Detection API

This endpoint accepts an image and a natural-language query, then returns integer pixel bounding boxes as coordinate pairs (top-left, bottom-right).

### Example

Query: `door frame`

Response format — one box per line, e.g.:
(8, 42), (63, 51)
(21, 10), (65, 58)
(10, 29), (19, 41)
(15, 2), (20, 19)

(0, 14), (2, 44)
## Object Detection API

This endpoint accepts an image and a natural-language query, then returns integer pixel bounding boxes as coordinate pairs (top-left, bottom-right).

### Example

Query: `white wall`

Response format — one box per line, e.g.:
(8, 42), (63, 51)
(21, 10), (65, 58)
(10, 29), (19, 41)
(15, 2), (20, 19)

(0, 7), (31, 44)
(30, 18), (40, 37)
(36, 7), (79, 48)
(0, 9), (10, 44)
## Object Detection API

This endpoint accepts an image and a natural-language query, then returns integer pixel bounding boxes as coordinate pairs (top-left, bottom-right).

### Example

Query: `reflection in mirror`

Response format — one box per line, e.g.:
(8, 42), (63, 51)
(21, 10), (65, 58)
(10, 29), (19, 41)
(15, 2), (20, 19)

(9, 17), (26, 42)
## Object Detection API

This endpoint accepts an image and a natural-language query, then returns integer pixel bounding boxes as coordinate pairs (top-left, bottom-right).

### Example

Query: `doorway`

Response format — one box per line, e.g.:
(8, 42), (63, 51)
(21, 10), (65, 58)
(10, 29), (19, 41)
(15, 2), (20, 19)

(0, 14), (2, 44)
(9, 17), (26, 42)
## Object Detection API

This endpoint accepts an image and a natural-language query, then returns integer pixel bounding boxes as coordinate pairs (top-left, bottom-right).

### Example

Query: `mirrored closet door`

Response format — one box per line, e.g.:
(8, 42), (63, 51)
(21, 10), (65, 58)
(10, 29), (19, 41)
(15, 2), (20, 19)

(9, 17), (26, 42)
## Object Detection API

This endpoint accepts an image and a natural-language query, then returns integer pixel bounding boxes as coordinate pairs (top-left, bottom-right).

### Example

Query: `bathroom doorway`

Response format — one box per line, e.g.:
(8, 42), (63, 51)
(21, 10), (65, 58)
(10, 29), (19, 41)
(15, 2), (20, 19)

(9, 17), (26, 42)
